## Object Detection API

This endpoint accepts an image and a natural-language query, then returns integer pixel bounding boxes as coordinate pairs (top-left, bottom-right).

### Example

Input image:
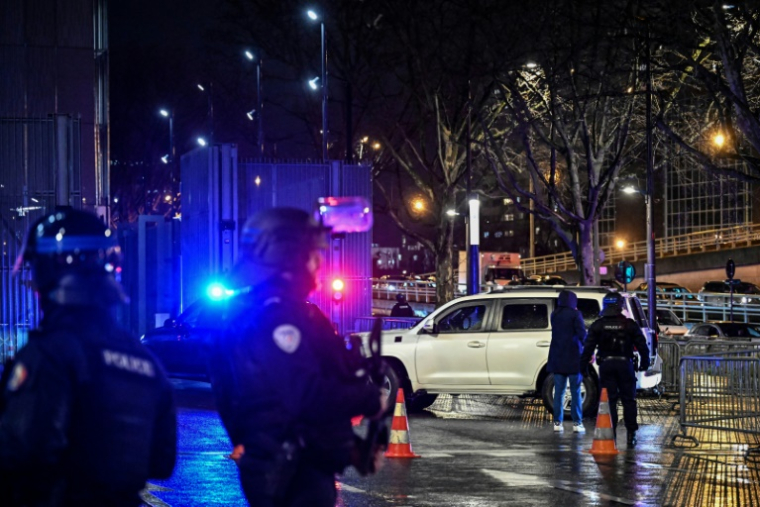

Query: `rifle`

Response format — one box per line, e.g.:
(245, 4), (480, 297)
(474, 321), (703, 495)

(353, 317), (394, 476)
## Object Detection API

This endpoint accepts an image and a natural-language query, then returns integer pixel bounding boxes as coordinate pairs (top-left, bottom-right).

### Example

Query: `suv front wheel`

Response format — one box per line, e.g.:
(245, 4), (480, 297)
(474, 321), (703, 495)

(541, 373), (599, 418)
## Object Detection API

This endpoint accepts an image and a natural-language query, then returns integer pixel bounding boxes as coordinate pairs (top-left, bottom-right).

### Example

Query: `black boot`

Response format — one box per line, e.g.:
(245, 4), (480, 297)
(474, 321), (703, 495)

(626, 430), (637, 448)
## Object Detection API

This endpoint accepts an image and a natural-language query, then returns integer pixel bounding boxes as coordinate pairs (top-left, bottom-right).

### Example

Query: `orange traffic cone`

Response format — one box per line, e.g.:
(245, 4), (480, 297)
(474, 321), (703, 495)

(385, 388), (421, 459)
(588, 388), (620, 455)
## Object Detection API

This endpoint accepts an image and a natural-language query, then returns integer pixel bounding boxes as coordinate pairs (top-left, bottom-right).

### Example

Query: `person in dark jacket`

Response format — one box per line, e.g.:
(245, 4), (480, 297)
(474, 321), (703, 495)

(390, 293), (415, 317)
(0, 209), (176, 507)
(580, 291), (650, 448)
(206, 207), (387, 506)
(548, 290), (587, 433)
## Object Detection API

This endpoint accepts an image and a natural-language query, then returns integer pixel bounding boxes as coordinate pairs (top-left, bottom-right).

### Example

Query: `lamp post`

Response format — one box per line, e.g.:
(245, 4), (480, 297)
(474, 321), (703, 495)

(158, 109), (174, 161)
(644, 23), (656, 336)
(197, 83), (214, 146)
(307, 9), (327, 161)
(244, 49), (264, 155)
(159, 108), (176, 194)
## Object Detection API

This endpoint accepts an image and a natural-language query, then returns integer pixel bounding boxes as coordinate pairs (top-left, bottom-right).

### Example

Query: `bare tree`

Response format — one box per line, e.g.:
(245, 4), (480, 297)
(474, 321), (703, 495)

(479, 1), (645, 284)
(368, 0), (523, 304)
(653, 2), (760, 182)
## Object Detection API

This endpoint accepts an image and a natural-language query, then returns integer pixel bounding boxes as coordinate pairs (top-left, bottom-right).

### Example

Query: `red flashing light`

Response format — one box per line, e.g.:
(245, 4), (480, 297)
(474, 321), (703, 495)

(332, 278), (345, 303)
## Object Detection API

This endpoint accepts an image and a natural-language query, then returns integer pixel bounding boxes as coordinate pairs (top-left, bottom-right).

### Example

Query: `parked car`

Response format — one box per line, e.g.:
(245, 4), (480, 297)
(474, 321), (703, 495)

(698, 280), (760, 305)
(140, 300), (216, 380)
(683, 321), (760, 341)
(635, 282), (696, 302)
(357, 286), (660, 417)
(650, 309), (689, 337)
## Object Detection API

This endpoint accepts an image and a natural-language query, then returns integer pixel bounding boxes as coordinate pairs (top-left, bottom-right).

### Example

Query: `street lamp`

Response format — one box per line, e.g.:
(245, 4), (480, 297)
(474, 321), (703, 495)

(158, 108), (175, 191)
(197, 137), (207, 147)
(307, 9), (327, 161)
(197, 83), (214, 146)
(244, 49), (264, 155)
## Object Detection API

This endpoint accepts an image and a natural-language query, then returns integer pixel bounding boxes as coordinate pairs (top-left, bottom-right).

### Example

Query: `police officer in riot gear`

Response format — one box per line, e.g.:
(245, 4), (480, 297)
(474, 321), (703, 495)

(0, 208), (176, 506)
(206, 206), (386, 507)
(390, 293), (415, 317)
(580, 291), (650, 448)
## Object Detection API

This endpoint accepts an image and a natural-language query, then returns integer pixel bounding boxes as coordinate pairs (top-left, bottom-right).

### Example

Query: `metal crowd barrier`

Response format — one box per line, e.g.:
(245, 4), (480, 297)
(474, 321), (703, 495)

(671, 350), (760, 460)
(352, 316), (422, 333)
(657, 339), (760, 394)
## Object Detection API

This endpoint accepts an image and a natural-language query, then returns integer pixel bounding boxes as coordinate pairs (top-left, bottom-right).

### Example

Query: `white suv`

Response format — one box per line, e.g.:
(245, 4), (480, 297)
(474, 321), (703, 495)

(369, 286), (660, 416)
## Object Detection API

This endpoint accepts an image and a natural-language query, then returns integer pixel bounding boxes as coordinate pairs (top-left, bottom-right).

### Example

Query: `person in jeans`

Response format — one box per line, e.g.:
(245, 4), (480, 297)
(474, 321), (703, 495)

(548, 290), (587, 433)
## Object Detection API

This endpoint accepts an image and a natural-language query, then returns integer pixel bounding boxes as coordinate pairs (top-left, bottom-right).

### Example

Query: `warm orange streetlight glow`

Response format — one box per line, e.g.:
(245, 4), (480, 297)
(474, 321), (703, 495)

(616, 239), (626, 249)
(412, 198), (424, 211)
(713, 133), (725, 147)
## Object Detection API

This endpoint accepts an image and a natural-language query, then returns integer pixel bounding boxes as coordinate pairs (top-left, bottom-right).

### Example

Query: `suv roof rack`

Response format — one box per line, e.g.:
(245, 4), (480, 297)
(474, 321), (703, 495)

(486, 285), (611, 294)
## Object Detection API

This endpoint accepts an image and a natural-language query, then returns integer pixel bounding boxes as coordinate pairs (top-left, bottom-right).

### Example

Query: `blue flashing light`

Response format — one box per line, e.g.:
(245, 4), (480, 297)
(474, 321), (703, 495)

(207, 282), (233, 301)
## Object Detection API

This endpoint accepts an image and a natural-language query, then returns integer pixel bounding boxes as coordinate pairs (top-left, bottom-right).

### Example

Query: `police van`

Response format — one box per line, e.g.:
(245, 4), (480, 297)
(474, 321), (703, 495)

(373, 286), (660, 416)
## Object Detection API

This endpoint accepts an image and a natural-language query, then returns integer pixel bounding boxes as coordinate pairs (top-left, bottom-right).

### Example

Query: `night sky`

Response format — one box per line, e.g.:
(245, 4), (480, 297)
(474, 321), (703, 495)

(108, 0), (404, 249)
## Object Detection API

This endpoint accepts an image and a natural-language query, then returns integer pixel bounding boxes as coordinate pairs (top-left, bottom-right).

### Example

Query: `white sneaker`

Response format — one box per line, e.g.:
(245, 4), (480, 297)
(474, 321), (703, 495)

(573, 423), (586, 433)
(553, 422), (564, 432)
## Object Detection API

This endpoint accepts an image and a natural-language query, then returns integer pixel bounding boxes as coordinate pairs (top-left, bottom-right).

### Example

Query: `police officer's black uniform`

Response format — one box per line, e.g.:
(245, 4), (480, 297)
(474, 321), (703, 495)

(0, 209), (176, 506)
(390, 294), (415, 317)
(207, 207), (382, 507)
(580, 292), (650, 447)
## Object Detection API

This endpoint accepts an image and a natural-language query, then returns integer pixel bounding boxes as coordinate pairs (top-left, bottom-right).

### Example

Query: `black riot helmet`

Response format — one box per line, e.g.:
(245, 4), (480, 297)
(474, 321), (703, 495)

(16, 208), (125, 307)
(396, 293), (407, 303)
(235, 207), (329, 295)
(601, 291), (625, 317)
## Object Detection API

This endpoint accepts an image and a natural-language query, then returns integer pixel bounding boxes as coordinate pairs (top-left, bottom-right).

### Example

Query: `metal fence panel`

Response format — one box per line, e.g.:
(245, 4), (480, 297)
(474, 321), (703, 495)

(0, 117), (81, 362)
(672, 350), (760, 458)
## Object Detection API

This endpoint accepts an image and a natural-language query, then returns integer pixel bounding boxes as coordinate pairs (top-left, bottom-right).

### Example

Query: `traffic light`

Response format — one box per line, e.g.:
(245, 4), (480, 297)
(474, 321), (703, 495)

(331, 278), (345, 303)
(615, 261), (635, 285)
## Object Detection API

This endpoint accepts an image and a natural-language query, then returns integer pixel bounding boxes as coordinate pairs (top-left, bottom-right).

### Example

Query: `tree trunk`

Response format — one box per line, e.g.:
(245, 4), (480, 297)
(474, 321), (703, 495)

(434, 217), (455, 307)
(578, 221), (595, 286)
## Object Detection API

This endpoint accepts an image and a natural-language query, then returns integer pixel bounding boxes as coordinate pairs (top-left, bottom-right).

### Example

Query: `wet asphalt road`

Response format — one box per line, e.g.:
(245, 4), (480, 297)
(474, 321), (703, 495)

(142, 381), (760, 506)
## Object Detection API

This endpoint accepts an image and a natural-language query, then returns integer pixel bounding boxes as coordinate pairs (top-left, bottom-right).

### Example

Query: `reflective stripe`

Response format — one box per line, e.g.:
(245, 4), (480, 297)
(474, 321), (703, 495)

(389, 430), (410, 445)
(594, 427), (616, 440)
(394, 402), (407, 418)
(597, 403), (610, 415)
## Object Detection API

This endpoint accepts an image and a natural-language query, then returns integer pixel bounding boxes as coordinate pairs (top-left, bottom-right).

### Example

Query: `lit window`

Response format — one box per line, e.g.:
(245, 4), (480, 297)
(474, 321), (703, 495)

(503, 198), (513, 205)
(484, 231), (490, 238)
(495, 231), (503, 238)
(504, 214), (515, 221)
(507, 230), (515, 237)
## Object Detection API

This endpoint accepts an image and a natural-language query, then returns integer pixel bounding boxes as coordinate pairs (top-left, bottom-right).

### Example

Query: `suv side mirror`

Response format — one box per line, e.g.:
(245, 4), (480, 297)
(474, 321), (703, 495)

(163, 318), (176, 328)
(422, 319), (437, 334)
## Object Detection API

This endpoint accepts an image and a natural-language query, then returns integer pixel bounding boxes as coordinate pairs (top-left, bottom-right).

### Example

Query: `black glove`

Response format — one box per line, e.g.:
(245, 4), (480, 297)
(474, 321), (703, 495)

(639, 360), (650, 372)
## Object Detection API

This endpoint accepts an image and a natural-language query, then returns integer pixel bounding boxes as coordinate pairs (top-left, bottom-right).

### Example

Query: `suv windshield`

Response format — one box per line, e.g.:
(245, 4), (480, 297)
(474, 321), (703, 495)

(735, 283), (760, 294)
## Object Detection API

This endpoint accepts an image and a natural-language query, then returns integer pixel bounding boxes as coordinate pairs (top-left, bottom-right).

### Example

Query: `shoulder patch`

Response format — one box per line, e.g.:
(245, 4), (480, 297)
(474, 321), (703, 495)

(7, 363), (28, 392)
(273, 324), (301, 353)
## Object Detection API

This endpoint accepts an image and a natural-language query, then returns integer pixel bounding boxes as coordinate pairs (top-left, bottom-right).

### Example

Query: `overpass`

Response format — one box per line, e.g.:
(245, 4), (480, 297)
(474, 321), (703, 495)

(371, 223), (760, 318)
(522, 223), (760, 292)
